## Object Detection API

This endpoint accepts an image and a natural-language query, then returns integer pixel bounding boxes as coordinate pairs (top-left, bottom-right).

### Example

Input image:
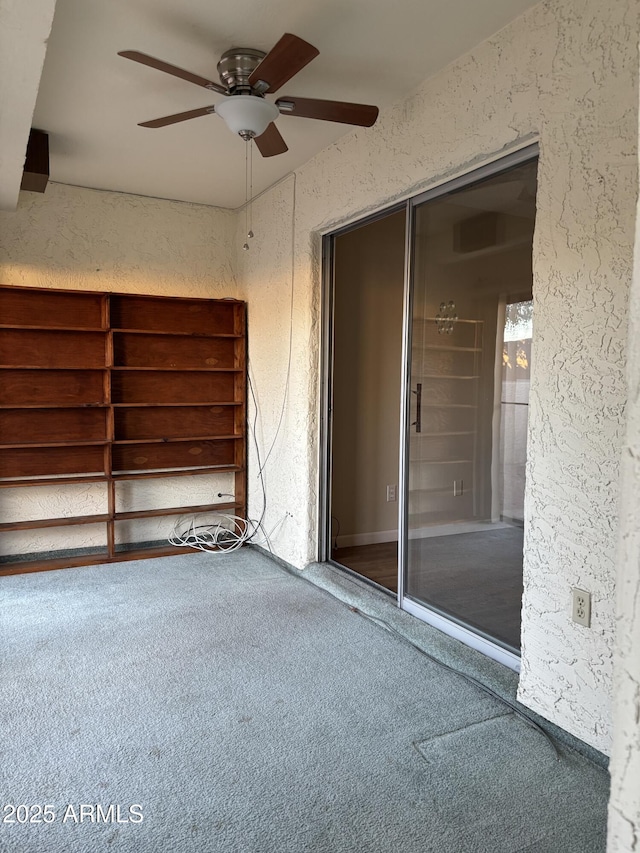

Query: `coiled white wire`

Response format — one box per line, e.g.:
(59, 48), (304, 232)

(168, 174), (297, 557)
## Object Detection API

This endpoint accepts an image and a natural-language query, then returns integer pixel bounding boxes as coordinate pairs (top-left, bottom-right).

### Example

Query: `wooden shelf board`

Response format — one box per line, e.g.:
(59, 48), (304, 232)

(112, 328), (243, 339)
(0, 501), (243, 531)
(111, 465), (242, 481)
(0, 542), (239, 577)
(111, 545), (207, 562)
(409, 488), (473, 496)
(0, 475), (108, 489)
(0, 466), (243, 489)
(0, 552), (111, 576)
(421, 317), (484, 325)
(112, 435), (241, 445)
(111, 402), (241, 408)
(422, 403), (477, 409)
(417, 431), (475, 438)
(0, 439), (108, 450)
(0, 365), (107, 371)
(110, 366), (243, 373)
(417, 374), (480, 380)
(422, 345), (482, 352)
(0, 513), (111, 532)
(115, 501), (239, 521)
(409, 458), (474, 465)
(0, 324), (106, 333)
(0, 404), (107, 409)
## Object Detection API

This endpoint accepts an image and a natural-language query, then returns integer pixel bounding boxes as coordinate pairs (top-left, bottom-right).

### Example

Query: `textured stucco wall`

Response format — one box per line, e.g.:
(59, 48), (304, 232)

(0, 182), (238, 555)
(235, 176), (307, 564)
(607, 93), (640, 851)
(240, 0), (638, 753)
(0, 182), (236, 295)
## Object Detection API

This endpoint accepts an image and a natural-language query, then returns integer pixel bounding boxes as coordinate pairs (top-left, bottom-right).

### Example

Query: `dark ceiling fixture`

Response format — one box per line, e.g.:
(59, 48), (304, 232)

(118, 33), (379, 157)
(21, 129), (49, 193)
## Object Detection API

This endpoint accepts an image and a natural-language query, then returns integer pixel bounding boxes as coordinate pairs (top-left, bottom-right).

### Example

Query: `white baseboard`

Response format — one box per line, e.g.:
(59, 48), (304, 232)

(408, 520), (511, 539)
(335, 520), (511, 549)
(335, 529), (399, 548)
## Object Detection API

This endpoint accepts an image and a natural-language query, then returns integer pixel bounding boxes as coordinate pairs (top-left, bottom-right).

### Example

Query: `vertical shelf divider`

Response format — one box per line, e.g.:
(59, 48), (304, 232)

(104, 293), (115, 558)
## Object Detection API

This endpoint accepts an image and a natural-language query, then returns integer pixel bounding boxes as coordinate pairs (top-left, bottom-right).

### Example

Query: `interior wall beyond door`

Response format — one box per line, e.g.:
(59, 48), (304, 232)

(331, 210), (406, 548)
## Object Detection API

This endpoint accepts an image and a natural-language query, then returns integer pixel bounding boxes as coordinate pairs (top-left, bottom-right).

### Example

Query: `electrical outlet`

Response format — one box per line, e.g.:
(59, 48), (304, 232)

(572, 588), (591, 627)
(386, 485), (397, 502)
(453, 479), (464, 497)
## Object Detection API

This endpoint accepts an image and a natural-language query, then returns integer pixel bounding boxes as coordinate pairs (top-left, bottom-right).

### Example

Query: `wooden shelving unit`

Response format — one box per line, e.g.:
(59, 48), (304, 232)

(408, 315), (483, 526)
(0, 285), (247, 575)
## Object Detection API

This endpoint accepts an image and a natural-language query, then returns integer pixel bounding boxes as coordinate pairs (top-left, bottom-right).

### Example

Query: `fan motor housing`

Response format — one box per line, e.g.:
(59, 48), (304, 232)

(217, 48), (266, 94)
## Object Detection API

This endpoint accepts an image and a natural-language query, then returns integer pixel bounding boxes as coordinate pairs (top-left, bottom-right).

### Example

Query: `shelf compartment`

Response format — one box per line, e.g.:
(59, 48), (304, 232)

(110, 294), (241, 336)
(111, 370), (236, 405)
(0, 329), (106, 369)
(0, 550), (112, 576)
(411, 429), (474, 459)
(414, 348), (480, 380)
(422, 407), (478, 435)
(0, 287), (104, 329)
(0, 445), (106, 479)
(0, 523), (107, 569)
(112, 438), (236, 473)
(113, 332), (237, 370)
(0, 474), (108, 489)
(416, 377), (480, 407)
(418, 317), (483, 350)
(114, 508), (244, 551)
(0, 544), (213, 575)
(0, 407), (107, 445)
(0, 369), (106, 407)
(114, 405), (235, 441)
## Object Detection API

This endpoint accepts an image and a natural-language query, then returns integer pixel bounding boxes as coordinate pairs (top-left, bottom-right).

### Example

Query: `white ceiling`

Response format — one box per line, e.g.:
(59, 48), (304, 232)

(32, 0), (539, 209)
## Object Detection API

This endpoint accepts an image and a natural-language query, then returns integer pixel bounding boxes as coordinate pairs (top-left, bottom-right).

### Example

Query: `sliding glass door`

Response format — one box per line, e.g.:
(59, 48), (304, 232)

(322, 147), (538, 667)
(401, 154), (537, 660)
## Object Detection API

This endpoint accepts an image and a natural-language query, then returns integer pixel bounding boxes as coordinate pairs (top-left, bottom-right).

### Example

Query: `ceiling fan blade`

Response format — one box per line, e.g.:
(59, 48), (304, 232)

(254, 123), (288, 157)
(276, 96), (378, 127)
(248, 33), (319, 94)
(118, 50), (226, 94)
(139, 106), (216, 128)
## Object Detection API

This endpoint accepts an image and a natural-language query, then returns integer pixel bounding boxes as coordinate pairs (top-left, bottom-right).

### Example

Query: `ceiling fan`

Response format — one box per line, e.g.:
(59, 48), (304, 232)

(118, 33), (379, 157)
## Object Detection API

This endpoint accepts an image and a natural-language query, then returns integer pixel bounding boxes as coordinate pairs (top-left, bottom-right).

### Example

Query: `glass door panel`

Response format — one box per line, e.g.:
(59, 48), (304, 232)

(404, 159), (537, 652)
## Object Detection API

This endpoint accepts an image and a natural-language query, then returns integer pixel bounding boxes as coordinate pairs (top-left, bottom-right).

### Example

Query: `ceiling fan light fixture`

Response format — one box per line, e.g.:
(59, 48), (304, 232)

(215, 95), (279, 140)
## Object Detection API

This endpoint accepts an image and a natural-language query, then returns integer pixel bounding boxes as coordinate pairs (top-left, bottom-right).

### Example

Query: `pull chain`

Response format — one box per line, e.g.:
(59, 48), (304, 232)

(243, 140), (255, 251)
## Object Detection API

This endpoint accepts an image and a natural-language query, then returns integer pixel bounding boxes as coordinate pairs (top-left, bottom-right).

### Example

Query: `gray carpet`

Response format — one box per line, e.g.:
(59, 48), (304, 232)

(0, 549), (608, 852)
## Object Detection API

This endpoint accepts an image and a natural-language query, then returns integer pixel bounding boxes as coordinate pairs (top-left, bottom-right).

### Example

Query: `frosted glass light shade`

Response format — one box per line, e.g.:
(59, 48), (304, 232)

(215, 95), (279, 138)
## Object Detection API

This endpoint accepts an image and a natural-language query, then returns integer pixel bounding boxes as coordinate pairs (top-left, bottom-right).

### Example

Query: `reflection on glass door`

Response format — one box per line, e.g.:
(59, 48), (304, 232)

(404, 158), (537, 653)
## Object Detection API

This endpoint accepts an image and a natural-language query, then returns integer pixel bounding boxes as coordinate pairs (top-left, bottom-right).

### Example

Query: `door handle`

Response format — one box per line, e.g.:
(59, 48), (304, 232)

(411, 383), (422, 433)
